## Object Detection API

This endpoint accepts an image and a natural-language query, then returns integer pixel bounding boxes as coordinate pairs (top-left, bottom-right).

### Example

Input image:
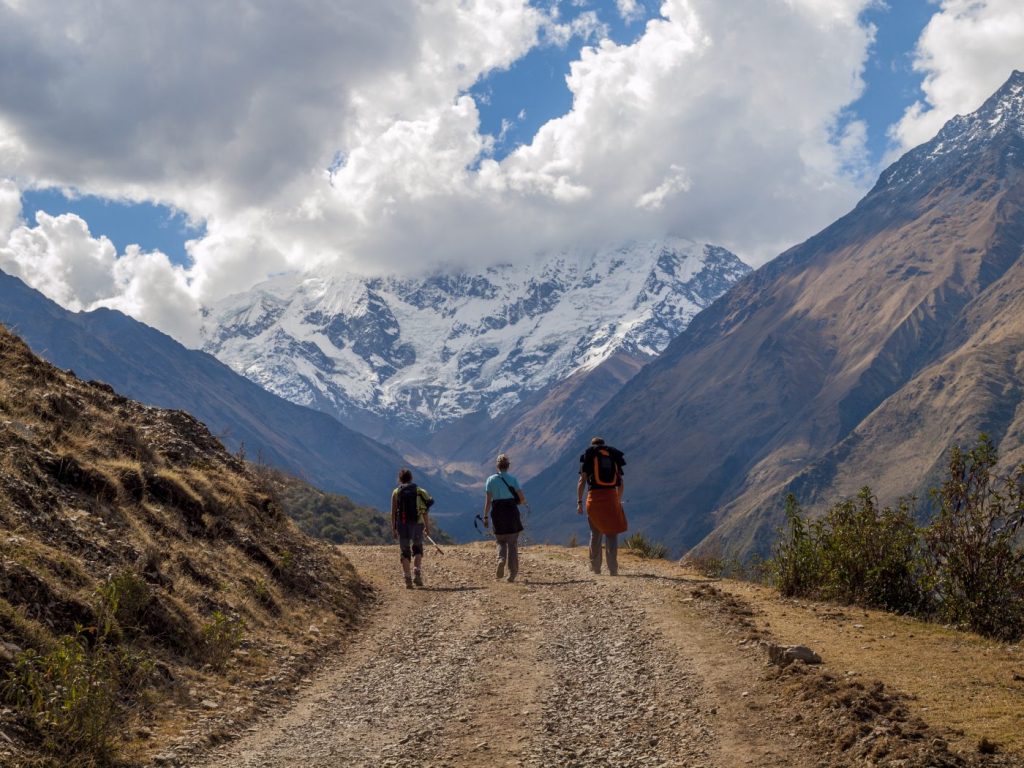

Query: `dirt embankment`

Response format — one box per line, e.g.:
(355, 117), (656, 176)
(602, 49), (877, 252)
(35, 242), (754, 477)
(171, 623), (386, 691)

(195, 544), (1023, 768)
(0, 326), (368, 767)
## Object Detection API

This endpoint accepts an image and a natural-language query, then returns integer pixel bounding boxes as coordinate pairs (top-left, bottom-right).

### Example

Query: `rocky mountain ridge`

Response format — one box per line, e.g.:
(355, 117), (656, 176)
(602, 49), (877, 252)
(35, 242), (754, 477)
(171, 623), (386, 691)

(526, 69), (1024, 555)
(201, 240), (749, 437)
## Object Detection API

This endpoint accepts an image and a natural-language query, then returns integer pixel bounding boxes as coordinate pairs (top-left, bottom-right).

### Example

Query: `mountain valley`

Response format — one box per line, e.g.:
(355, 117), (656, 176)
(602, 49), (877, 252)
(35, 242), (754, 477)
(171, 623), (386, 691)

(202, 240), (749, 483)
(527, 70), (1024, 556)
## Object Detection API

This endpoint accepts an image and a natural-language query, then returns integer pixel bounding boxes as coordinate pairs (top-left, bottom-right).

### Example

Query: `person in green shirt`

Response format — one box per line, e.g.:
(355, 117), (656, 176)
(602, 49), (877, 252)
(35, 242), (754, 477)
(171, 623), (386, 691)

(391, 468), (434, 588)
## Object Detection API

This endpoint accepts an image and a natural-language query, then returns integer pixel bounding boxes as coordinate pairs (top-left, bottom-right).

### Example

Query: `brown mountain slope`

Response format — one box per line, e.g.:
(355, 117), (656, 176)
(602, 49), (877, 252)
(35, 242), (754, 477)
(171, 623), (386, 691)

(528, 70), (1024, 555)
(0, 325), (368, 766)
(411, 349), (646, 486)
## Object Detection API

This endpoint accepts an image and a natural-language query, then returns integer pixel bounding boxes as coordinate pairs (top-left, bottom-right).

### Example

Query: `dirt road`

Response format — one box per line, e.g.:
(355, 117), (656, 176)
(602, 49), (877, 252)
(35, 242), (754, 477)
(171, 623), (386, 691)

(195, 544), (995, 768)
(195, 543), (802, 767)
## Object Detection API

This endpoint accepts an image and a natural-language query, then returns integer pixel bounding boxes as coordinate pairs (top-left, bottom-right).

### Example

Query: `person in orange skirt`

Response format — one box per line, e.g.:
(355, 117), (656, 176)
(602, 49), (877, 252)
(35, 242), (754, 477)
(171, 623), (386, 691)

(576, 437), (627, 575)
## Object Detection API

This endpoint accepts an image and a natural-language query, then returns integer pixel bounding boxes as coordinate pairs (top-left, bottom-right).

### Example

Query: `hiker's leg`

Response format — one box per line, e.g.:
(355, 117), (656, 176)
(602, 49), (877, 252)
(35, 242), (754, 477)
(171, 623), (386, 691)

(506, 533), (519, 581)
(588, 520), (603, 574)
(411, 525), (425, 585)
(399, 530), (413, 581)
(606, 532), (619, 576)
(496, 534), (509, 579)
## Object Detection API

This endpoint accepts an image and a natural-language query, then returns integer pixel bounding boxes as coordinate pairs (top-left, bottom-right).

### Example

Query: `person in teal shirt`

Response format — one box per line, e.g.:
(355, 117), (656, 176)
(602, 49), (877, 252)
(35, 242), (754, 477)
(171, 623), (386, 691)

(483, 453), (525, 583)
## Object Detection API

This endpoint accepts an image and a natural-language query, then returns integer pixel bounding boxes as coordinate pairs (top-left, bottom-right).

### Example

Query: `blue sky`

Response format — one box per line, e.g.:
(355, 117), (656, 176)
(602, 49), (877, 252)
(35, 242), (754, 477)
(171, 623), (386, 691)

(20, 189), (205, 265)
(19, 0), (934, 269)
(474, 0), (935, 162)
(2, 0), (1021, 344)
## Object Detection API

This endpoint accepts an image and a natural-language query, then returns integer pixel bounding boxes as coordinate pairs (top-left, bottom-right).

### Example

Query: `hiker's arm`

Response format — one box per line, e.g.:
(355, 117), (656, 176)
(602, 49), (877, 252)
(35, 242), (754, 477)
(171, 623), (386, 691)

(421, 489), (433, 535)
(390, 493), (398, 538)
(483, 491), (492, 529)
(577, 474), (585, 514)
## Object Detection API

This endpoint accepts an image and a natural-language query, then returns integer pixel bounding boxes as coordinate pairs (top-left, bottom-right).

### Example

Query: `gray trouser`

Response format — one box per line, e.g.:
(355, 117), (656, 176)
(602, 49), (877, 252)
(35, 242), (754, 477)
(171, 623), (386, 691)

(495, 533), (519, 579)
(589, 521), (618, 575)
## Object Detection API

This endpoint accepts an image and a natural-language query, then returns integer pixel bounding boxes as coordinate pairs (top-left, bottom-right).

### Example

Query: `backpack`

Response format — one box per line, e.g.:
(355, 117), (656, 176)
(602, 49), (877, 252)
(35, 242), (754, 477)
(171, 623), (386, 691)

(583, 446), (625, 488)
(397, 483), (420, 525)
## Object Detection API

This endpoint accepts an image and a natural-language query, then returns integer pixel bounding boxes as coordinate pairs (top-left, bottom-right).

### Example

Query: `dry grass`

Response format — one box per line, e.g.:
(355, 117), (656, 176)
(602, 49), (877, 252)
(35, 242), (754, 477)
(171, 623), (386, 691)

(0, 325), (371, 766)
(705, 576), (1024, 757)
(534, 541), (1024, 759)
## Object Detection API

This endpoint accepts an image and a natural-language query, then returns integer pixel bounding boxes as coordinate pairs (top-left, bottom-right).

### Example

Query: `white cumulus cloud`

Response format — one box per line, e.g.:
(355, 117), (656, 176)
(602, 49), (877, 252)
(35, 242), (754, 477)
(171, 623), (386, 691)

(0, 210), (200, 344)
(0, 0), (882, 346)
(891, 0), (1024, 152)
(0, 179), (21, 238)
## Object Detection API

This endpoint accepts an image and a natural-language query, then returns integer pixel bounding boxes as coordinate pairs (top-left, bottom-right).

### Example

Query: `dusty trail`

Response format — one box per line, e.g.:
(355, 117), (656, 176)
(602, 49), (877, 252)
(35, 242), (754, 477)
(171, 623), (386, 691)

(196, 544), (826, 768)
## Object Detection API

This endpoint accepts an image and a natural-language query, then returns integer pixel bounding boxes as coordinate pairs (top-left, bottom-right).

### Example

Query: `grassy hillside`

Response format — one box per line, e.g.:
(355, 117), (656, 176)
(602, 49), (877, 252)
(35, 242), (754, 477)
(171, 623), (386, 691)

(252, 466), (454, 546)
(0, 325), (370, 766)
(255, 466), (393, 544)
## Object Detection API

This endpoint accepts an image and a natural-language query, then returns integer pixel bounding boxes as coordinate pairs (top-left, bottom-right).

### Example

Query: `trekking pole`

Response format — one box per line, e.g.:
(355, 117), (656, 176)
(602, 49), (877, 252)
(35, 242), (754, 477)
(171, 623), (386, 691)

(425, 533), (445, 555)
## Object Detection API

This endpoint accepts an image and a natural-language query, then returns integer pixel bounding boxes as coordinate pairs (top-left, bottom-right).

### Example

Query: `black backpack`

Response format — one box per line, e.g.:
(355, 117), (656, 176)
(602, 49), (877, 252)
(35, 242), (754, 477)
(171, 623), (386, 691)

(397, 483), (420, 525)
(582, 446), (625, 488)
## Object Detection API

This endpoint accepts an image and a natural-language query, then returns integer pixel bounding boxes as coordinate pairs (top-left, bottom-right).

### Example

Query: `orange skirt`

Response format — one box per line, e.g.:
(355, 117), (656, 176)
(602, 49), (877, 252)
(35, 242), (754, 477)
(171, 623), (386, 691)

(586, 487), (627, 535)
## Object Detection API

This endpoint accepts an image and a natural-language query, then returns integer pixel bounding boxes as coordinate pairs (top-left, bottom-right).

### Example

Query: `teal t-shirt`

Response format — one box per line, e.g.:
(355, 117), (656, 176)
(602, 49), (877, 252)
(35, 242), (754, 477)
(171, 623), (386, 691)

(485, 471), (521, 501)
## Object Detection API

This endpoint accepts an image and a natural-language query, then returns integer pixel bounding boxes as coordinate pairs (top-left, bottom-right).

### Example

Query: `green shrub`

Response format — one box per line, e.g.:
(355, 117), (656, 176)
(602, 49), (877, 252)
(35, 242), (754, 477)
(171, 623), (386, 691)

(201, 611), (245, 669)
(624, 532), (668, 559)
(2, 633), (120, 762)
(772, 494), (824, 597)
(925, 436), (1024, 641)
(815, 490), (927, 612)
(1, 570), (162, 764)
(95, 570), (152, 639)
(772, 435), (1024, 641)
(772, 490), (927, 614)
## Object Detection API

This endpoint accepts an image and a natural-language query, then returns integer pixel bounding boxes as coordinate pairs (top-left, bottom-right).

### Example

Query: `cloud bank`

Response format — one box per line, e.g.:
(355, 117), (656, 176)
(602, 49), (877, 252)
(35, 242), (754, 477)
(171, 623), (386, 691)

(1, 0), (971, 346)
(892, 0), (1024, 152)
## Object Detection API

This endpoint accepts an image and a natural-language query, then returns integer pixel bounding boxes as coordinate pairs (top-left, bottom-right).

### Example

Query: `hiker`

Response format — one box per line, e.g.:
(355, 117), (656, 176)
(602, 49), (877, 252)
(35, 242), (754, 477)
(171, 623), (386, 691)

(577, 437), (627, 575)
(483, 453), (525, 583)
(391, 468), (434, 589)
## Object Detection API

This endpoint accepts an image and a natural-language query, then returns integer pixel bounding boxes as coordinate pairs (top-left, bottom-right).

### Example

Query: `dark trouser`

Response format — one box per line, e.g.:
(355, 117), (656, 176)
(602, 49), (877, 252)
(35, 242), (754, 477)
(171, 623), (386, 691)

(589, 520), (618, 575)
(495, 532), (519, 581)
(398, 523), (424, 577)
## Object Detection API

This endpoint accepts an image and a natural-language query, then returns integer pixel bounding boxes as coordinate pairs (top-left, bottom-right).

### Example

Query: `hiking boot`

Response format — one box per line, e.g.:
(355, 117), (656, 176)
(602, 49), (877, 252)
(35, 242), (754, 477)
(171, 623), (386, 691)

(496, 561), (505, 580)
(506, 574), (517, 583)
(413, 571), (424, 587)
(405, 576), (414, 589)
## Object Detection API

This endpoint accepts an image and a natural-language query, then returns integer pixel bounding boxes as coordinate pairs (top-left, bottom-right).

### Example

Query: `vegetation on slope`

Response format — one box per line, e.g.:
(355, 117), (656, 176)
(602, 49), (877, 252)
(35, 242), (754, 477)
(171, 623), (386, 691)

(0, 325), (370, 766)
(252, 466), (392, 545)
(250, 465), (453, 546)
(774, 435), (1024, 641)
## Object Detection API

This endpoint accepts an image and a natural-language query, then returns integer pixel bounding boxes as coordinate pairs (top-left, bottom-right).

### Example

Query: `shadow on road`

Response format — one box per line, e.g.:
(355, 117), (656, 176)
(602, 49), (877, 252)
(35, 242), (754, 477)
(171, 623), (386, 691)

(419, 585), (486, 593)
(521, 579), (594, 587)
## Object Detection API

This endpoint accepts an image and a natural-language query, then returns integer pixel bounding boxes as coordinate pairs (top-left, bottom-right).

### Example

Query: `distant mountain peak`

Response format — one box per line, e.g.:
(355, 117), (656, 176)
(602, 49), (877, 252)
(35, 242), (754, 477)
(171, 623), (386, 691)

(202, 239), (750, 432)
(874, 69), (1024, 199)
(948, 68), (1024, 136)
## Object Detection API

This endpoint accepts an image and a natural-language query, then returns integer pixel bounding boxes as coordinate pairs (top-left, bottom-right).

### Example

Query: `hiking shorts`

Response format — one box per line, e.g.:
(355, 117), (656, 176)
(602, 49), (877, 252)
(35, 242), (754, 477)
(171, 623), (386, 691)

(397, 523), (424, 560)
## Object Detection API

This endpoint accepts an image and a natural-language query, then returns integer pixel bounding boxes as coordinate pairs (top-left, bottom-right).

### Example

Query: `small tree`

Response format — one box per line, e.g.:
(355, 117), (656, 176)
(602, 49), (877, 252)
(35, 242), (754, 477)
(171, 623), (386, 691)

(817, 489), (927, 612)
(925, 435), (1024, 640)
(772, 494), (823, 597)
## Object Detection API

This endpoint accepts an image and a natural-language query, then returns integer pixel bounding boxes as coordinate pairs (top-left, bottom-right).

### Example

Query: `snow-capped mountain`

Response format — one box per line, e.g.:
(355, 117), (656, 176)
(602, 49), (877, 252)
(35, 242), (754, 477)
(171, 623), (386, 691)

(201, 239), (749, 433)
(877, 69), (1024, 197)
